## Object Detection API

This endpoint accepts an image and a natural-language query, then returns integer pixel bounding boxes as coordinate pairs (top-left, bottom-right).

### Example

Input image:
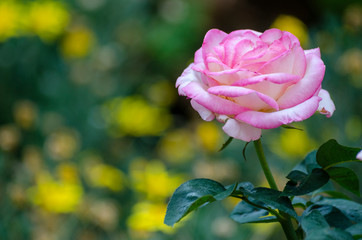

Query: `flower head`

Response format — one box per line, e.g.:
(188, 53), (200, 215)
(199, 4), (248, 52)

(176, 28), (335, 141)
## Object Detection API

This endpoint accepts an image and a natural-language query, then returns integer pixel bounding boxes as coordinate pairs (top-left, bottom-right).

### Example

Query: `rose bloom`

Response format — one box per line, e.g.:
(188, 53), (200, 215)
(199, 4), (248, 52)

(176, 28), (335, 141)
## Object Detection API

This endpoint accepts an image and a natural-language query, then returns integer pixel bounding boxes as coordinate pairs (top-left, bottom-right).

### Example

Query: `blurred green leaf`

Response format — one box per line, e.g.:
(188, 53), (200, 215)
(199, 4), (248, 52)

(230, 200), (278, 224)
(292, 151), (320, 174)
(326, 167), (360, 196)
(282, 168), (329, 196)
(312, 198), (362, 223)
(281, 124), (303, 131)
(316, 139), (361, 169)
(164, 179), (235, 226)
(306, 205), (353, 229)
(301, 210), (354, 240)
(345, 222), (362, 239)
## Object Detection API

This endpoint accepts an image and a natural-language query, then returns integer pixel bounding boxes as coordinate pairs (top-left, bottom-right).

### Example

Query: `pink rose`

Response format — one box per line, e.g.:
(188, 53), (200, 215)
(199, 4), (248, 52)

(176, 28), (335, 141)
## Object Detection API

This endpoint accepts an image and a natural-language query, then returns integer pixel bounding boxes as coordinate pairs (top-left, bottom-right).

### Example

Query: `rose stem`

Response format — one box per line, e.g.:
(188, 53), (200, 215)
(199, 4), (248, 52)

(253, 138), (299, 240)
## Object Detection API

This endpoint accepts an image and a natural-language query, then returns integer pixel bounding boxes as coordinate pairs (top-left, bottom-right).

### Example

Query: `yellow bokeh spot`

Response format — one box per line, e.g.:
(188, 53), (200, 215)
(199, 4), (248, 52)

(196, 122), (222, 152)
(158, 129), (194, 164)
(0, 1), (22, 41)
(271, 14), (309, 47)
(102, 96), (172, 137)
(61, 26), (95, 58)
(56, 163), (79, 184)
(271, 126), (316, 159)
(129, 159), (184, 201)
(25, 0), (69, 42)
(45, 128), (80, 161)
(127, 201), (174, 236)
(13, 100), (38, 129)
(85, 163), (126, 192)
(28, 172), (83, 213)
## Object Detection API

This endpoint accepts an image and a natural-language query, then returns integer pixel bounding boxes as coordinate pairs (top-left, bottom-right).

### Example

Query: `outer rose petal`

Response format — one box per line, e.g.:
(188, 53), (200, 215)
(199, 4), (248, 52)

(182, 81), (249, 115)
(222, 118), (262, 141)
(357, 150), (362, 161)
(304, 48), (321, 58)
(176, 63), (198, 96)
(277, 53), (325, 108)
(190, 99), (215, 121)
(317, 89), (335, 117)
(235, 96), (321, 129)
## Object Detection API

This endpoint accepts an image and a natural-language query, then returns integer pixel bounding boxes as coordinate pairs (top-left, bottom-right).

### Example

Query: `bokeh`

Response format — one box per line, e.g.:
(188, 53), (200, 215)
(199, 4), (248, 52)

(0, 0), (361, 239)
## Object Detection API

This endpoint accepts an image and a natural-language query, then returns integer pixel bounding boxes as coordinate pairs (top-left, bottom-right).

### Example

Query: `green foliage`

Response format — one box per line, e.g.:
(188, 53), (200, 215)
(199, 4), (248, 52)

(230, 200), (278, 224)
(316, 139), (361, 169)
(326, 167), (360, 196)
(282, 169), (330, 196)
(164, 179), (236, 226)
(166, 139), (362, 239)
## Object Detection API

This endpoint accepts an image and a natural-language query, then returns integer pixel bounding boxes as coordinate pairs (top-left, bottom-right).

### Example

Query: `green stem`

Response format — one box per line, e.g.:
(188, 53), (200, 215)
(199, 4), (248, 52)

(253, 139), (278, 190)
(253, 139), (299, 240)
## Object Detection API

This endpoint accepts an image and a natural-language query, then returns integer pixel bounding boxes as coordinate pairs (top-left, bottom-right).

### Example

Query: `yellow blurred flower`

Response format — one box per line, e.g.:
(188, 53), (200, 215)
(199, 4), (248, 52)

(0, 124), (21, 151)
(13, 100), (38, 129)
(56, 163), (79, 183)
(0, 1), (22, 41)
(61, 26), (95, 58)
(196, 122), (223, 153)
(271, 126), (316, 159)
(127, 201), (174, 237)
(102, 96), (172, 137)
(45, 128), (80, 161)
(25, 0), (69, 42)
(158, 129), (194, 164)
(28, 172), (83, 213)
(129, 159), (184, 201)
(271, 14), (309, 47)
(85, 163), (126, 192)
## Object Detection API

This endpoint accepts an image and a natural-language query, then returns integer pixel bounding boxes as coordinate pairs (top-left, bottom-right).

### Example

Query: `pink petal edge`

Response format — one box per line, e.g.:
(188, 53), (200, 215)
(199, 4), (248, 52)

(235, 96), (321, 129)
(222, 118), (262, 141)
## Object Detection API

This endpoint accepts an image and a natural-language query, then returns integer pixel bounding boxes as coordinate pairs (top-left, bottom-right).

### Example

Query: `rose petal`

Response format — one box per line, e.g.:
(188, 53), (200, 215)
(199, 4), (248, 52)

(207, 85), (279, 110)
(317, 89), (335, 118)
(182, 81), (249, 115)
(277, 53), (325, 108)
(222, 118), (262, 141)
(232, 72), (300, 86)
(190, 99), (215, 121)
(176, 63), (199, 95)
(205, 68), (258, 85)
(194, 48), (203, 64)
(202, 29), (228, 62)
(260, 29), (283, 44)
(304, 48), (321, 58)
(258, 44), (307, 77)
(235, 96), (321, 129)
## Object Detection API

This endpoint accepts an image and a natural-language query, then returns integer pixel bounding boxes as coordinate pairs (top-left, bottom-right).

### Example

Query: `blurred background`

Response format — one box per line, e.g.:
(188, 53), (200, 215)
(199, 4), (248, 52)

(0, 0), (361, 239)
